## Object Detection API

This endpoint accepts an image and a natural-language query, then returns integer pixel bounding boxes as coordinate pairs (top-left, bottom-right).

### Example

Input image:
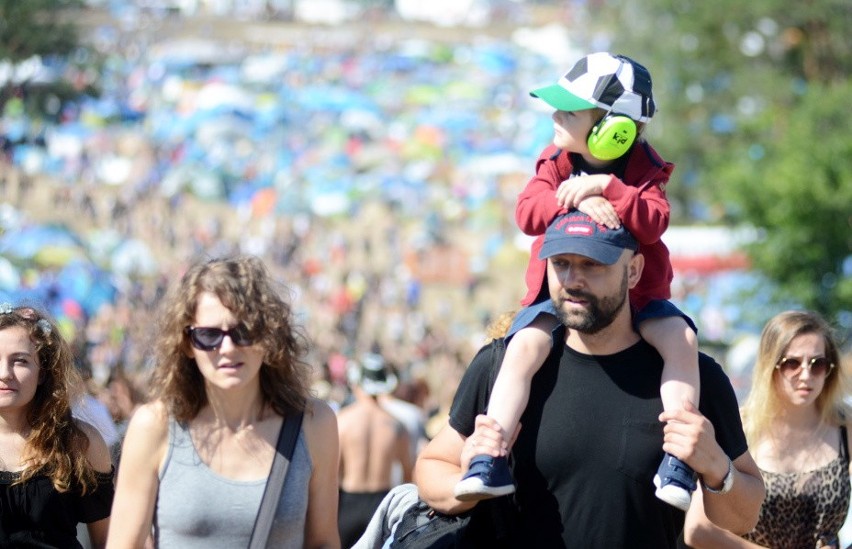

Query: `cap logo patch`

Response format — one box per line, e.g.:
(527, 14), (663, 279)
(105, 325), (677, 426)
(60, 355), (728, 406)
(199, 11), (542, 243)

(539, 210), (639, 264)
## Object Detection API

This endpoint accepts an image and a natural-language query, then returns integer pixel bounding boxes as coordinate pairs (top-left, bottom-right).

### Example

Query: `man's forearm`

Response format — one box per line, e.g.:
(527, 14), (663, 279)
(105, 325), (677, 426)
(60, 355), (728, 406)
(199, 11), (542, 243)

(701, 456), (765, 534)
(414, 425), (482, 515)
(414, 456), (478, 515)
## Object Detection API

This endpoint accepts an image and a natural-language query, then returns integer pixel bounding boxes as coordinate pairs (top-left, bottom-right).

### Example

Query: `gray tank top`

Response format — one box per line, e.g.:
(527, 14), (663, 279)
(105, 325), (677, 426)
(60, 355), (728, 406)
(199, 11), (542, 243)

(154, 417), (311, 548)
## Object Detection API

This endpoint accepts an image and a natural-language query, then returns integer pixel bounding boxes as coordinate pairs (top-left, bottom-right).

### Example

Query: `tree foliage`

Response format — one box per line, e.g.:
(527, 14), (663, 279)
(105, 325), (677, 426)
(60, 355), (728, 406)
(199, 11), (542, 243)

(593, 0), (852, 327)
(0, 0), (94, 118)
(0, 0), (84, 62)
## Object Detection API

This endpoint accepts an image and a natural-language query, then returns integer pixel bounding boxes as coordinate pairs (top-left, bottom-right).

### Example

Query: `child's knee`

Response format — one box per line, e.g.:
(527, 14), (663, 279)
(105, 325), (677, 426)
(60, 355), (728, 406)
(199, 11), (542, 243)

(683, 326), (699, 350)
(512, 324), (553, 349)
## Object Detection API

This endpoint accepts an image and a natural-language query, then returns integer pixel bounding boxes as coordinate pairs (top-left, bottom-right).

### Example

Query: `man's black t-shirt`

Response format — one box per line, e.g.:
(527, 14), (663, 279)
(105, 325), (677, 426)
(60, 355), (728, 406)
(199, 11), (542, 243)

(449, 337), (747, 548)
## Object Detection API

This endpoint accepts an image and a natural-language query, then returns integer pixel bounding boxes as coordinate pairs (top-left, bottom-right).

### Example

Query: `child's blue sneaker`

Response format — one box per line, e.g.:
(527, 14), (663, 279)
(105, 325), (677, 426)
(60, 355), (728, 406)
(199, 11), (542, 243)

(454, 454), (515, 501)
(653, 453), (697, 511)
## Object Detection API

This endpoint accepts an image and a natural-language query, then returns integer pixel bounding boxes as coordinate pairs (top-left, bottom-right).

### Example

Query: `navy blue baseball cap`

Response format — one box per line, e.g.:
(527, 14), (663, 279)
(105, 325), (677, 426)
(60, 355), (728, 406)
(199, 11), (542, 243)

(539, 211), (639, 264)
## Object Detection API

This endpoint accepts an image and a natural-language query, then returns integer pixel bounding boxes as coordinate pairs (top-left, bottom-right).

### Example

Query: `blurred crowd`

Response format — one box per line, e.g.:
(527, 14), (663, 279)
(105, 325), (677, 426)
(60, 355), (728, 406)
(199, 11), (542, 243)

(0, 7), (812, 438)
(0, 9), (578, 434)
(3, 7), (852, 547)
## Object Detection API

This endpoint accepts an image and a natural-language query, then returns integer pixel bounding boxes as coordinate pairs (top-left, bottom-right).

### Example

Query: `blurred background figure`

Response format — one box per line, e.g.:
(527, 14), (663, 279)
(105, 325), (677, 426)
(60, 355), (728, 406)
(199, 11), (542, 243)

(99, 365), (146, 465)
(71, 346), (121, 461)
(338, 352), (414, 548)
(378, 358), (428, 468)
(683, 310), (850, 548)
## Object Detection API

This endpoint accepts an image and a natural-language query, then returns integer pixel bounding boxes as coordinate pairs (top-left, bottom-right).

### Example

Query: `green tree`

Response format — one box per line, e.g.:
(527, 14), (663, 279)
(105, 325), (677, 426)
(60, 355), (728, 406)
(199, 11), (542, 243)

(592, 0), (852, 327)
(0, 0), (94, 118)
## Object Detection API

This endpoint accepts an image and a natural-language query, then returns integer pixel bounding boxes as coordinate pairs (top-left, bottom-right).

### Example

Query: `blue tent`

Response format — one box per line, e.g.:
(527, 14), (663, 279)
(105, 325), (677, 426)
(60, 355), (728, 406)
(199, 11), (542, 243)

(0, 224), (84, 262)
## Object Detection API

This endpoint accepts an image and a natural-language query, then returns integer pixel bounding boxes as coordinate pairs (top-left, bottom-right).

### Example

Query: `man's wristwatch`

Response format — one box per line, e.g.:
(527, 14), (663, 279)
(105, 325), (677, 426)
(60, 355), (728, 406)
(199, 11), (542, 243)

(703, 457), (734, 494)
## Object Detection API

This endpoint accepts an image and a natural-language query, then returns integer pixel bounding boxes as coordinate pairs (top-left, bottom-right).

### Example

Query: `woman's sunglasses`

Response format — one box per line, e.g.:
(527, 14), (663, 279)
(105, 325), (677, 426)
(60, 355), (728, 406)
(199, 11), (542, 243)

(774, 356), (835, 380)
(184, 324), (255, 351)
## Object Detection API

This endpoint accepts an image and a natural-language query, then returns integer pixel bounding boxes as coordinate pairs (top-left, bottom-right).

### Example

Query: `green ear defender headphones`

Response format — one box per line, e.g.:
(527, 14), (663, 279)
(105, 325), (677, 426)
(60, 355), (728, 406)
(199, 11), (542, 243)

(587, 113), (637, 161)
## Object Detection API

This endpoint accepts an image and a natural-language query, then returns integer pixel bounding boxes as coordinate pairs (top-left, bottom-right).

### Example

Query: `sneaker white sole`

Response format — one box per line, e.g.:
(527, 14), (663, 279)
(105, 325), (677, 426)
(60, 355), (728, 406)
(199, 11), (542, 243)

(653, 476), (692, 512)
(454, 477), (516, 502)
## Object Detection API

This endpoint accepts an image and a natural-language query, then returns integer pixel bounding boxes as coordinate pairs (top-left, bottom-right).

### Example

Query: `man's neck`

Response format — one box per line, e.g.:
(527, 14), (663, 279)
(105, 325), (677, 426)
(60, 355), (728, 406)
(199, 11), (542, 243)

(564, 311), (640, 355)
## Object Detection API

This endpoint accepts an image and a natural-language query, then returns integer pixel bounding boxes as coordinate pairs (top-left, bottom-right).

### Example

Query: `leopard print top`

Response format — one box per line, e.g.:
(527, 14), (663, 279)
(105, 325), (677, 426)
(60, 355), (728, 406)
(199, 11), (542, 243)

(743, 426), (849, 549)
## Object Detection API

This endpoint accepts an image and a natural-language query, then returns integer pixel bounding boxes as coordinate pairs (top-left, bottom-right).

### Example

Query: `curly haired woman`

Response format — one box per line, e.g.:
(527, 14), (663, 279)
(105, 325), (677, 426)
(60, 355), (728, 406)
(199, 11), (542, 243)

(0, 304), (114, 547)
(684, 310), (850, 548)
(108, 255), (340, 548)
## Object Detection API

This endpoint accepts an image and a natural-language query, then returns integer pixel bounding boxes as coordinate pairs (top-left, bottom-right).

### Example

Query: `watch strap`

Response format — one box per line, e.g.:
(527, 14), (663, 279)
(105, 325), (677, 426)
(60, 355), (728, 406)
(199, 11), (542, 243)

(703, 456), (734, 494)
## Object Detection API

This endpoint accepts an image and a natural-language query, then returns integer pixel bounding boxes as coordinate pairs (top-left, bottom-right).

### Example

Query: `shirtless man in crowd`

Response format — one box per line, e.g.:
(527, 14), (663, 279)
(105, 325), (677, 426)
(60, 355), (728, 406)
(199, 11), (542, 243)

(337, 353), (413, 548)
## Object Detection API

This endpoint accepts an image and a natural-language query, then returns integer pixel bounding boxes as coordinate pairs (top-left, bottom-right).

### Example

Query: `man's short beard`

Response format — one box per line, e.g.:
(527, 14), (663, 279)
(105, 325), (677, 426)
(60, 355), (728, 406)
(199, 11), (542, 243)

(552, 265), (629, 334)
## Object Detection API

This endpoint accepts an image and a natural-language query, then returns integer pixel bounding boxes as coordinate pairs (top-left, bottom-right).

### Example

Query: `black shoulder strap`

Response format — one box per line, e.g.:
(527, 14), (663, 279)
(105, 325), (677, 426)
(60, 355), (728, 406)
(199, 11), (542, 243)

(248, 411), (304, 549)
(840, 425), (848, 460)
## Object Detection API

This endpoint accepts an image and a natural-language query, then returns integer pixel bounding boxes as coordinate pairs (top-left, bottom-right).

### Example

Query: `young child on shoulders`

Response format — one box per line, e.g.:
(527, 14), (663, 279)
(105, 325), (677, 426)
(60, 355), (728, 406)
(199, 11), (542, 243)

(453, 52), (700, 511)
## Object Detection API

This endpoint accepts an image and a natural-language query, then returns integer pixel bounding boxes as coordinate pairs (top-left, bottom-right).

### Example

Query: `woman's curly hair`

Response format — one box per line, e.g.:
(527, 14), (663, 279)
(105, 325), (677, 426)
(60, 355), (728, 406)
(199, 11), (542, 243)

(151, 255), (312, 422)
(1, 304), (98, 493)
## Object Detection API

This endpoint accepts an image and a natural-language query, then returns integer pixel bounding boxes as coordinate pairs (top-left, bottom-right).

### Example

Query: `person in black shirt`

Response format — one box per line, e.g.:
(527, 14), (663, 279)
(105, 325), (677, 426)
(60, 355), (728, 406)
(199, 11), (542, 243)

(0, 304), (113, 548)
(414, 211), (765, 548)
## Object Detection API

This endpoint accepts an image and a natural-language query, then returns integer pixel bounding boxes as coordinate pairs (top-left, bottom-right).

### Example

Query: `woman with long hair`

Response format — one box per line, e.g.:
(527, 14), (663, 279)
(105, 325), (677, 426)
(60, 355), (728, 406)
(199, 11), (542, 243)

(108, 255), (339, 548)
(0, 303), (113, 547)
(684, 310), (850, 548)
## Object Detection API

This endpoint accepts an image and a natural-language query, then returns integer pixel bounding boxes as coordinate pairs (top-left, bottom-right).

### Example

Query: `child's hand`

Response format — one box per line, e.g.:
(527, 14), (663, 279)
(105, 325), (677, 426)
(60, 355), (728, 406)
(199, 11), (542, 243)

(555, 174), (609, 209)
(577, 197), (621, 229)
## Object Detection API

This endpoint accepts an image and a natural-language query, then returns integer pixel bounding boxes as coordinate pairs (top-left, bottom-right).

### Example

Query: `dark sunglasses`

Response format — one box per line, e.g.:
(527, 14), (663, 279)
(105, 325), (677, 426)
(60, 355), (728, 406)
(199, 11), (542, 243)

(775, 356), (834, 379)
(184, 324), (254, 351)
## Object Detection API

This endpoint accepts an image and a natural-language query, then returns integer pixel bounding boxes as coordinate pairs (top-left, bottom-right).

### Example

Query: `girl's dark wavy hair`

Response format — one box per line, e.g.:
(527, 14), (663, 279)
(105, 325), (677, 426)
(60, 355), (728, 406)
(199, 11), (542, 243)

(151, 255), (312, 422)
(1, 305), (97, 493)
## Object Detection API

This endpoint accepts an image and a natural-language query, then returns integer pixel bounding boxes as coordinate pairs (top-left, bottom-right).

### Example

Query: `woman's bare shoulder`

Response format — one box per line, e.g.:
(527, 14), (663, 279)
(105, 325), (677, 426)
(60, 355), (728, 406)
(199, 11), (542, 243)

(303, 397), (336, 428)
(75, 420), (113, 473)
(301, 398), (338, 453)
(124, 400), (170, 445)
